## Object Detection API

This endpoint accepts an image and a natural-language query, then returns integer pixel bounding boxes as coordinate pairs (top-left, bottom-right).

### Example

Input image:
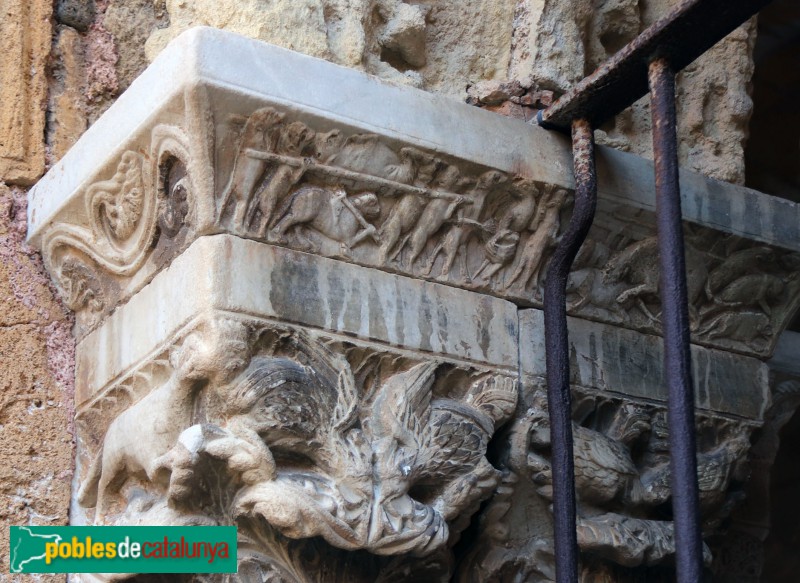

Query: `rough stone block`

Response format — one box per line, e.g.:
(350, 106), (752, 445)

(55, 0), (96, 32)
(0, 0), (52, 184)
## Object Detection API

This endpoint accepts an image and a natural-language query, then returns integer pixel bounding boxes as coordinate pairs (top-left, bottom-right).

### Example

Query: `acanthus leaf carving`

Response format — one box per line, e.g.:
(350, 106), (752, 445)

(75, 317), (517, 580)
(457, 388), (755, 582)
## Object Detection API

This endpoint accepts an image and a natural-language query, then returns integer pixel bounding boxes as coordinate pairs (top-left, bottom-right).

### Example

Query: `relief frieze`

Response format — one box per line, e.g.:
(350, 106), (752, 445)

(37, 103), (800, 355)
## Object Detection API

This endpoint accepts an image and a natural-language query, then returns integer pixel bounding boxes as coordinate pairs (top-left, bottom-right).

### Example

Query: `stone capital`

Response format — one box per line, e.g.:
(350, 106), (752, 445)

(27, 27), (800, 581)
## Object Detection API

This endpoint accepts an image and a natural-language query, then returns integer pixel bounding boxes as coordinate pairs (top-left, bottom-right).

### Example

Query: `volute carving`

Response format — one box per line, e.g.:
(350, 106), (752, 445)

(42, 124), (195, 322)
(75, 317), (517, 580)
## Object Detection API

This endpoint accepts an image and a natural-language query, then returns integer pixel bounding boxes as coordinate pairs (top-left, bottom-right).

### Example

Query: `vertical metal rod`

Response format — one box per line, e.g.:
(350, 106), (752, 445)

(543, 118), (597, 583)
(648, 57), (704, 583)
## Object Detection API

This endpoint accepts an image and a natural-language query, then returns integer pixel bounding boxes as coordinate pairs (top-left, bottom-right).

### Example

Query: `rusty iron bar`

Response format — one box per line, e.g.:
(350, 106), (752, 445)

(536, 1), (777, 579)
(649, 57), (704, 582)
(543, 118), (597, 583)
(538, 0), (774, 131)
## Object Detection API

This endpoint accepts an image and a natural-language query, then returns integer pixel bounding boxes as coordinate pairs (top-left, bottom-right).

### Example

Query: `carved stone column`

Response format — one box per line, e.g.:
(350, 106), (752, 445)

(28, 27), (800, 581)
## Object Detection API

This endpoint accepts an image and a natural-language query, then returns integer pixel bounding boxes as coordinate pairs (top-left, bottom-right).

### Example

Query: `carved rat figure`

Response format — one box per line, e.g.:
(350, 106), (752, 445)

(377, 147), (435, 264)
(503, 186), (568, 293)
(424, 170), (507, 281)
(404, 164), (466, 269)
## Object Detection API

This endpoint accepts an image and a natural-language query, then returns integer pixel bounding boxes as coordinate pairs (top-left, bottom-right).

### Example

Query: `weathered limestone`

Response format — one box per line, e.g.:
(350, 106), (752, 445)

(142, 0), (516, 96)
(25, 27), (800, 582)
(507, 0), (756, 183)
(0, 0), (52, 184)
(0, 186), (73, 581)
(0, 2), (74, 577)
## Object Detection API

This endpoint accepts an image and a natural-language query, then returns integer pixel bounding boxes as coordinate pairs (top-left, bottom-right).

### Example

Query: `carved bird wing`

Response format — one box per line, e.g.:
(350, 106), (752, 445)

(465, 375), (518, 428)
(292, 331), (359, 431)
(574, 427), (638, 476)
(572, 425), (638, 502)
(370, 362), (438, 471)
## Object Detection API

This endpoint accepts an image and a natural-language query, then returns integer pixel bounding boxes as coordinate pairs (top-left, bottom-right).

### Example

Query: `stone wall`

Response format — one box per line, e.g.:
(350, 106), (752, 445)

(46, 0), (757, 183)
(0, 1), (74, 580)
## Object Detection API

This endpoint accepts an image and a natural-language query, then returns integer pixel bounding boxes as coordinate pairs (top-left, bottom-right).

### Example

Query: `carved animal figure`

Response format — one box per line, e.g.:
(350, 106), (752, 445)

(377, 149), (438, 264)
(576, 513), (713, 568)
(526, 400), (649, 506)
(251, 121), (316, 235)
(602, 235), (709, 324)
(271, 185), (381, 254)
(638, 433), (751, 513)
(424, 170), (507, 280)
(704, 273), (785, 316)
(77, 320), (251, 515)
(602, 237), (660, 322)
(312, 129), (345, 165)
(697, 309), (772, 349)
(566, 267), (630, 313)
(404, 164), (465, 268)
(327, 133), (402, 178)
(227, 342), (512, 556)
(368, 363), (506, 551)
(503, 187), (568, 293)
(219, 108), (285, 230)
(221, 355), (354, 466)
(705, 246), (774, 297)
(474, 179), (538, 282)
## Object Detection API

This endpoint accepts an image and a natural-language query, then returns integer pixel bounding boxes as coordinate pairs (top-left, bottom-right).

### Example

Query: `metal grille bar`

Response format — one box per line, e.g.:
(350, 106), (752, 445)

(649, 57), (704, 582)
(543, 119), (597, 583)
(538, 0), (773, 131)
(536, 0), (776, 580)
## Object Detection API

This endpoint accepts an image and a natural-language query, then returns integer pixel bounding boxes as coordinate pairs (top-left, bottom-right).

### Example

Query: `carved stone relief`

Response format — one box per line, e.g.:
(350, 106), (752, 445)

(75, 315), (517, 581)
(214, 106), (572, 303)
(209, 106), (800, 357)
(41, 123), (196, 328)
(456, 387), (756, 582)
(35, 99), (800, 356)
(570, 206), (800, 355)
(27, 32), (793, 583)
